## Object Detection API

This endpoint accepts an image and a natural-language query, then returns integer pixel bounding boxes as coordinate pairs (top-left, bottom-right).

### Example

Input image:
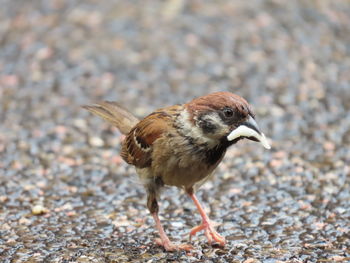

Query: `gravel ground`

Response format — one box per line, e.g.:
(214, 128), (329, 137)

(1, 0), (350, 262)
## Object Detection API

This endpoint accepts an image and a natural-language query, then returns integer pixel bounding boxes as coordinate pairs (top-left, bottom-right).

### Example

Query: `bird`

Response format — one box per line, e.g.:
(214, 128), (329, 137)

(83, 91), (270, 251)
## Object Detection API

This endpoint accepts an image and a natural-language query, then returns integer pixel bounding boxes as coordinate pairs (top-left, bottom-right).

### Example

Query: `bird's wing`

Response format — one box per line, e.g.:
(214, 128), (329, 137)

(121, 105), (182, 168)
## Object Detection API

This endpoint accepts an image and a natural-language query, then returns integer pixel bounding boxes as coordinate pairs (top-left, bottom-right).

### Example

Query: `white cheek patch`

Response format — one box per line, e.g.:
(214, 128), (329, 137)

(202, 113), (223, 125)
(227, 125), (271, 149)
(177, 110), (219, 147)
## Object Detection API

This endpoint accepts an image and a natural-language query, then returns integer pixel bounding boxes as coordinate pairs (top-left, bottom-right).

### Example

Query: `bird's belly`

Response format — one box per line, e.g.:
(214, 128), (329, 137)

(154, 154), (218, 189)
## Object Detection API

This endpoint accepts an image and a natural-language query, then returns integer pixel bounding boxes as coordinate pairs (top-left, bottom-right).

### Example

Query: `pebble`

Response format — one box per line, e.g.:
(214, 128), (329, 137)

(88, 136), (104, 147)
(31, 205), (48, 215)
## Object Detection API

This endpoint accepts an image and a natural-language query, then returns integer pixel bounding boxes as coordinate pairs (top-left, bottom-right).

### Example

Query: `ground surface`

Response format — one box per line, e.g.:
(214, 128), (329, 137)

(1, 0), (350, 262)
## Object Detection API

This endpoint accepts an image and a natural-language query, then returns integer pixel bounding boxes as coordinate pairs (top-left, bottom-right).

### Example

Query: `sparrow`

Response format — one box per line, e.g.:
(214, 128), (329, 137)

(83, 92), (271, 251)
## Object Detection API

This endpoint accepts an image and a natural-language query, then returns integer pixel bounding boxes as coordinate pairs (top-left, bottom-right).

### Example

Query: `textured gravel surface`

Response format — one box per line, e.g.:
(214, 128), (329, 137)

(1, 0), (350, 262)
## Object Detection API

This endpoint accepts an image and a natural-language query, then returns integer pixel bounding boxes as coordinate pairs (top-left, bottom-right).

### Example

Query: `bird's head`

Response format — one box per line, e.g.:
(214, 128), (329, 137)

(184, 92), (271, 149)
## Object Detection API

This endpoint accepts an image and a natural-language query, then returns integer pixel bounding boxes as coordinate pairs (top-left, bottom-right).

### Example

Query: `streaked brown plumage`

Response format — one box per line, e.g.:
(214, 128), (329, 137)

(83, 92), (270, 251)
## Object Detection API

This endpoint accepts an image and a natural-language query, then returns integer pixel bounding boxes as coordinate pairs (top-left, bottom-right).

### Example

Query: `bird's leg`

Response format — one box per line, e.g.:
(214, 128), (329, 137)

(147, 186), (192, 251)
(187, 190), (226, 246)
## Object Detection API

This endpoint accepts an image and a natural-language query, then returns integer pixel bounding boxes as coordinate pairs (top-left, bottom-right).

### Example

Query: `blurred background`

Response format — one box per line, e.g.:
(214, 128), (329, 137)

(1, 0), (349, 262)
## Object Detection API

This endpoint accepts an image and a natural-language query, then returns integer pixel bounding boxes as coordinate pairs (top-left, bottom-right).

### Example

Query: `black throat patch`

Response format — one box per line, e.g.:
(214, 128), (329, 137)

(204, 137), (242, 165)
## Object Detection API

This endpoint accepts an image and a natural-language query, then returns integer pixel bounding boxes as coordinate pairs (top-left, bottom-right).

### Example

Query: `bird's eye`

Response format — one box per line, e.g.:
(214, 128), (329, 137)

(223, 107), (234, 118)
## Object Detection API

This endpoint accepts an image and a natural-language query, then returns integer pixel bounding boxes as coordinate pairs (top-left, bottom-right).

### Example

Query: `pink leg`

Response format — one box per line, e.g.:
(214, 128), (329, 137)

(152, 213), (193, 251)
(188, 193), (226, 247)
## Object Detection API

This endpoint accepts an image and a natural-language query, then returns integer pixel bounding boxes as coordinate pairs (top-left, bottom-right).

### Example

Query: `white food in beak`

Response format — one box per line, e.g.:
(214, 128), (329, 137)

(227, 125), (271, 149)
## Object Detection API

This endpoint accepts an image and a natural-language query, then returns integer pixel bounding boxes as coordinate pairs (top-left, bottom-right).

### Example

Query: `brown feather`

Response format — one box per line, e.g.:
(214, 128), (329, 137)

(121, 105), (182, 168)
(185, 91), (254, 121)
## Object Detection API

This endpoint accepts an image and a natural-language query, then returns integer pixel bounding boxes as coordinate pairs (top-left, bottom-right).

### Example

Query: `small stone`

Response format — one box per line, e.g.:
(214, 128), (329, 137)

(32, 205), (47, 215)
(243, 258), (260, 263)
(66, 211), (76, 217)
(19, 217), (31, 225)
(172, 221), (183, 228)
(332, 256), (346, 262)
(323, 141), (335, 151)
(6, 239), (17, 245)
(73, 119), (87, 129)
(89, 136), (104, 147)
(0, 195), (8, 202)
(162, 0), (185, 20)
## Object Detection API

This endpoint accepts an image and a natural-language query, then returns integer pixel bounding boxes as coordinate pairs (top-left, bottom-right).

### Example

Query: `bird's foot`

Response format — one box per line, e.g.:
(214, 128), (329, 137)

(155, 238), (193, 251)
(189, 220), (225, 246)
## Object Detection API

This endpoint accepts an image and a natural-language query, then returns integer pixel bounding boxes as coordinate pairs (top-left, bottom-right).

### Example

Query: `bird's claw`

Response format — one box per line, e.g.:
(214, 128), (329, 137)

(155, 238), (193, 251)
(189, 221), (226, 247)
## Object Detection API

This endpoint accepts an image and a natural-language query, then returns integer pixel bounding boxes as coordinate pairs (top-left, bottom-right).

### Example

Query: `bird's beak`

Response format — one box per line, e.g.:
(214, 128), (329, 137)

(227, 116), (271, 149)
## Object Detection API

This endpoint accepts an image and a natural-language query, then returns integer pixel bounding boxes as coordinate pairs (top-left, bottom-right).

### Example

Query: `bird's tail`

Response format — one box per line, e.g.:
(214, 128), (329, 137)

(82, 101), (139, 135)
